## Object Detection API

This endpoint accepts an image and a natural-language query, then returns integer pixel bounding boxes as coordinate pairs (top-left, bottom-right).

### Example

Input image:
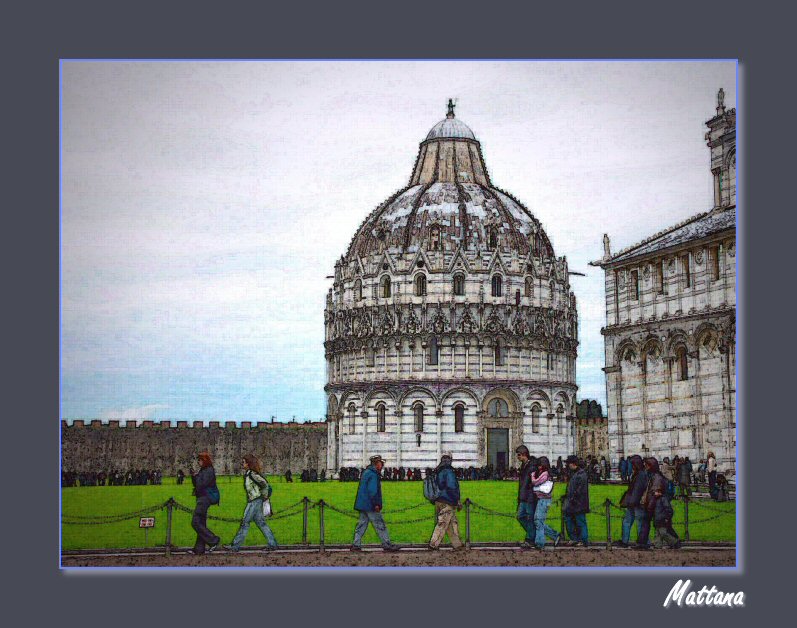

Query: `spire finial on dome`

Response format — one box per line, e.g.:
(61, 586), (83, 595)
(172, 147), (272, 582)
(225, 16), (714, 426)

(446, 98), (455, 119)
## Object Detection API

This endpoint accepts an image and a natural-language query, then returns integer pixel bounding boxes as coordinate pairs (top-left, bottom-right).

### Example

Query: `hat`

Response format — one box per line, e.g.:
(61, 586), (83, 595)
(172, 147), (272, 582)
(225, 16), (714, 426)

(440, 454), (453, 463)
(565, 455), (579, 466)
(369, 455), (385, 465)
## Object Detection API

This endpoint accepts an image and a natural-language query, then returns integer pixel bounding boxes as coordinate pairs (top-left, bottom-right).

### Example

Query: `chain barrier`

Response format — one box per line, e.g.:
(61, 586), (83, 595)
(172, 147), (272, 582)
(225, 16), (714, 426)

(687, 499), (736, 512)
(62, 501), (167, 525)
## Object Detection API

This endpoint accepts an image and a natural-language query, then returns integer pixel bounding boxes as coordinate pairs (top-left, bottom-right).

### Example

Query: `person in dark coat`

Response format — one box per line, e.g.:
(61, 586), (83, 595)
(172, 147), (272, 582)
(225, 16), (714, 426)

(515, 445), (537, 549)
(563, 455), (590, 546)
(678, 456), (693, 498)
(428, 455), (464, 550)
(189, 451), (221, 555)
(617, 454), (648, 548)
(652, 485), (680, 549)
(637, 457), (668, 550)
(176, 469), (185, 485)
(351, 455), (400, 552)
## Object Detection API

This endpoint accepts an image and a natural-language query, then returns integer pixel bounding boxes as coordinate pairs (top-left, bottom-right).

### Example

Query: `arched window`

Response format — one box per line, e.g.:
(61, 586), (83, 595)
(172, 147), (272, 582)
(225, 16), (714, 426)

(380, 276), (391, 298)
(549, 281), (556, 305)
(494, 340), (503, 366)
(491, 275), (502, 297)
(556, 404), (564, 434)
(676, 346), (689, 381)
(531, 404), (541, 434)
(429, 336), (440, 365)
(376, 403), (386, 433)
(488, 228), (498, 250)
(354, 279), (362, 301)
(414, 274), (427, 296)
(347, 403), (356, 435)
(413, 403), (424, 432)
(454, 404), (465, 433)
(429, 225), (441, 251)
(487, 398), (509, 418)
(525, 276), (533, 297)
(453, 274), (465, 296)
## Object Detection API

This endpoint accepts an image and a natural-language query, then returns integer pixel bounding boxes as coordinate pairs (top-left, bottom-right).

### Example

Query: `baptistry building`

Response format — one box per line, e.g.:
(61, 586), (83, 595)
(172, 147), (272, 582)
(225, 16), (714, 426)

(324, 102), (579, 474)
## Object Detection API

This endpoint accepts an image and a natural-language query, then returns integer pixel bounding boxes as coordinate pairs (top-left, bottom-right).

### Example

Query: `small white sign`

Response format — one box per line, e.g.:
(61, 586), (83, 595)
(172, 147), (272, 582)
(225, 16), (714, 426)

(139, 517), (155, 528)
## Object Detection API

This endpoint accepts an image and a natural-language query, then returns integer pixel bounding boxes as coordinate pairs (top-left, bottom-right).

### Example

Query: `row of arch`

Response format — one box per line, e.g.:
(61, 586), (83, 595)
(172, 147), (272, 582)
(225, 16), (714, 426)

(615, 324), (733, 381)
(328, 387), (574, 423)
(354, 274), (559, 301)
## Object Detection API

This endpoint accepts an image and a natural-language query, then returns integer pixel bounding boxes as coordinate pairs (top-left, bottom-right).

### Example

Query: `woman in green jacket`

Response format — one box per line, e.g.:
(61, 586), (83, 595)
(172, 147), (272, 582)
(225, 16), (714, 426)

(224, 454), (278, 551)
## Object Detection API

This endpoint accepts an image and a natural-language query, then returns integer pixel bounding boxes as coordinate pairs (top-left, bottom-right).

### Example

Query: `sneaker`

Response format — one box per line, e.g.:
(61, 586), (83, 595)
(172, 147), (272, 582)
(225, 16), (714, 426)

(427, 544), (440, 551)
(576, 541), (589, 547)
(264, 545), (278, 552)
(519, 541), (534, 550)
(186, 549), (204, 556)
(383, 544), (401, 552)
(350, 545), (362, 552)
(554, 535), (562, 548)
(612, 541), (628, 548)
(222, 544), (239, 552)
(207, 542), (219, 553)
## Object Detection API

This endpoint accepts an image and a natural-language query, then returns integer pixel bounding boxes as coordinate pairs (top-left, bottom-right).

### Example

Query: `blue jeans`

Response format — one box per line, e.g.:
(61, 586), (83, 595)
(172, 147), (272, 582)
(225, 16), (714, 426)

(565, 512), (588, 544)
(621, 506), (646, 545)
(533, 498), (560, 548)
(517, 501), (536, 542)
(231, 498), (278, 549)
(352, 511), (392, 547)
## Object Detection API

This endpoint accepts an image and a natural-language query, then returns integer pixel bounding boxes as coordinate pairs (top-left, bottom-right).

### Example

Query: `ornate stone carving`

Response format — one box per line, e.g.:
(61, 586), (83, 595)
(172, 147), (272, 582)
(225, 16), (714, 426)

(695, 249), (704, 265)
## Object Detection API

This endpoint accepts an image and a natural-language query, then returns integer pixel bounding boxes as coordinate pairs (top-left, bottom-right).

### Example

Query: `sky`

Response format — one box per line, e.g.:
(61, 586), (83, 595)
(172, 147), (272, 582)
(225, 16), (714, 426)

(61, 60), (736, 423)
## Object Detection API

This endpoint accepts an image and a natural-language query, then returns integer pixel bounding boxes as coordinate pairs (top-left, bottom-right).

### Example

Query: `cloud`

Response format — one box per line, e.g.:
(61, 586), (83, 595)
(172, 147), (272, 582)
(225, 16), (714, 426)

(100, 404), (170, 421)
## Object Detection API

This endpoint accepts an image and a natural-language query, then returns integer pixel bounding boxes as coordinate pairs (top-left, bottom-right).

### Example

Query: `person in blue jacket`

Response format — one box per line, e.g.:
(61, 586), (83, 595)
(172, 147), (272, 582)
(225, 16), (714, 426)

(351, 455), (400, 552)
(428, 454), (464, 550)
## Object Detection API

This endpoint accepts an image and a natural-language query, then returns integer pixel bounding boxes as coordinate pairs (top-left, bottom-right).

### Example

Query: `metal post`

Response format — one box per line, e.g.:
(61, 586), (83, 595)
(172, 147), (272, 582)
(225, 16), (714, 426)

(302, 497), (309, 545)
(560, 495), (566, 538)
(319, 500), (325, 553)
(605, 498), (612, 550)
(684, 494), (690, 542)
(165, 498), (173, 557)
(465, 498), (471, 549)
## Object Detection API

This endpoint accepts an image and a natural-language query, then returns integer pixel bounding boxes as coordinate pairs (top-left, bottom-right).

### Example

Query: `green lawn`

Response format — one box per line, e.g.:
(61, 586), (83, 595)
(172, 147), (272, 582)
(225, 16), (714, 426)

(61, 476), (736, 550)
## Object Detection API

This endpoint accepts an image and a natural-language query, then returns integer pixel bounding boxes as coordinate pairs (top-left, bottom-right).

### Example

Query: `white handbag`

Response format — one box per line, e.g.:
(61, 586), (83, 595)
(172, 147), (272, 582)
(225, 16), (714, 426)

(535, 480), (554, 495)
(262, 498), (273, 518)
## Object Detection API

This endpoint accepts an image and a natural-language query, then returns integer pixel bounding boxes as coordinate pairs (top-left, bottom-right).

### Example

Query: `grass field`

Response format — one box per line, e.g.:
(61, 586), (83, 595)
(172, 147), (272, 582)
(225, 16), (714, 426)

(61, 477), (736, 550)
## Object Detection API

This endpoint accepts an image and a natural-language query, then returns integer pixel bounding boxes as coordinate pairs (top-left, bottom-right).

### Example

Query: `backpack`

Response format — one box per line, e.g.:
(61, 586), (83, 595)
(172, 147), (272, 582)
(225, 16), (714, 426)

(423, 471), (440, 503)
(207, 484), (220, 505)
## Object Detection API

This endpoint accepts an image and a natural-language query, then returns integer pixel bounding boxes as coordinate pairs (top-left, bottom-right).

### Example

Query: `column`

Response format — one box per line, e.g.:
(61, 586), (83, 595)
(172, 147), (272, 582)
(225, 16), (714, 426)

(361, 410), (369, 467)
(546, 413), (555, 462)
(394, 410), (403, 467)
(436, 409), (443, 461)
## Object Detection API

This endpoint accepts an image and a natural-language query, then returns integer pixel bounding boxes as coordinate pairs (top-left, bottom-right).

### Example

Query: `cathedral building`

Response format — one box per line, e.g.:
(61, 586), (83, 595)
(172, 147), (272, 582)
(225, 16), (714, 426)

(592, 90), (736, 473)
(324, 102), (579, 474)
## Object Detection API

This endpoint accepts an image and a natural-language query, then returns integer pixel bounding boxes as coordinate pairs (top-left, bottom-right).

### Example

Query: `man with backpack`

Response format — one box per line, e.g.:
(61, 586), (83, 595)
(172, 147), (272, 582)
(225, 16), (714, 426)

(351, 455), (401, 552)
(515, 445), (537, 549)
(426, 454), (464, 551)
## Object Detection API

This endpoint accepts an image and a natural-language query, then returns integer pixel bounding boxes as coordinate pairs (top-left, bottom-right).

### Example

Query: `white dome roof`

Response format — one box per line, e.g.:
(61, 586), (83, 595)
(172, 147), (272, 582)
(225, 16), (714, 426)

(425, 116), (476, 140)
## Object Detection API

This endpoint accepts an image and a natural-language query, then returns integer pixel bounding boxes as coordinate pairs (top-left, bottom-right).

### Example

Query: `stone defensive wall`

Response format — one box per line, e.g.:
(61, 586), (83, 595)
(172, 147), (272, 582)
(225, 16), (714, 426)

(61, 420), (328, 476)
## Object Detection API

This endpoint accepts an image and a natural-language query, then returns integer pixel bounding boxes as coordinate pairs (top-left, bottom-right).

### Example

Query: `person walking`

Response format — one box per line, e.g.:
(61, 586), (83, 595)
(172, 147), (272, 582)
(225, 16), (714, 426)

(351, 455), (400, 552)
(652, 484), (680, 549)
(707, 452), (718, 498)
(224, 454), (278, 552)
(189, 451), (221, 555)
(617, 454), (649, 548)
(530, 456), (562, 550)
(678, 456), (693, 498)
(428, 455), (464, 551)
(563, 456), (590, 546)
(641, 457), (668, 548)
(515, 445), (537, 549)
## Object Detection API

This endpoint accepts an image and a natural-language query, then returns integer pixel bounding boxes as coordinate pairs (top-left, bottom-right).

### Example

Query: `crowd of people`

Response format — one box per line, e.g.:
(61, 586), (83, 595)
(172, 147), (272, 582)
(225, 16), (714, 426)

(61, 469), (164, 487)
(618, 451), (729, 502)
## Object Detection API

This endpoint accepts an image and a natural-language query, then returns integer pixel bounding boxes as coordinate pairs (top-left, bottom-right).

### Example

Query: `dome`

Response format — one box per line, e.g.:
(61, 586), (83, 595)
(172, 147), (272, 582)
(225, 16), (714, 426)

(426, 117), (476, 140)
(346, 105), (554, 261)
